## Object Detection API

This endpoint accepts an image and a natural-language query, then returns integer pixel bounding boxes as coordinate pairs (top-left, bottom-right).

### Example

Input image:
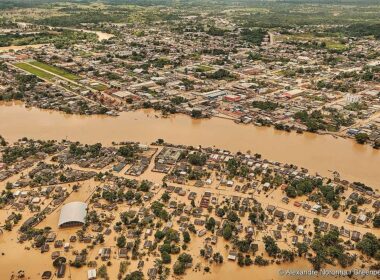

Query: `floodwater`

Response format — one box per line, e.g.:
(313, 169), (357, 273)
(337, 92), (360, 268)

(0, 102), (379, 189)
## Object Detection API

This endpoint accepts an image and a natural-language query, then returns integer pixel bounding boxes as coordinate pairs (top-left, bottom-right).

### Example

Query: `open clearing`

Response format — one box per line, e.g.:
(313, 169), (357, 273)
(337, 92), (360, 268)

(13, 62), (54, 80)
(29, 60), (80, 81)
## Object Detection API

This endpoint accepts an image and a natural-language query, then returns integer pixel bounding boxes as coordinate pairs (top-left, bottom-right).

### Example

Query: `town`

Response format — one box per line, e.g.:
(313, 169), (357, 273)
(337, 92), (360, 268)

(0, 0), (380, 279)
(0, 136), (379, 279)
(0, 1), (380, 148)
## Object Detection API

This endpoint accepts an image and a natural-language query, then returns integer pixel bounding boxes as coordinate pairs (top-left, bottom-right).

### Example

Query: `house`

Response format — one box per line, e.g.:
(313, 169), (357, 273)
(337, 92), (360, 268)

(332, 211), (340, 219)
(100, 247), (111, 261)
(351, 231), (361, 242)
(211, 235), (218, 245)
(273, 230), (282, 240)
(88, 269), (97, 280)
(228, 251), (238, 261)
(144, 240), (153, 249)
(147, 268), (158, 279)
(298, 215), (306, 225)
(357, 214), (367, 224)
(319, 222), (329, 232)
(346, 214), (356, 223)
(204, 245), (213, 258)
(372, 200), (380, 211)
(291, 236), (298, 245)
(339, 228), (350, 238)
(296, 225), (304, 234)
(266, 205), (276, 214)
(46, 232), (56, 242)
(57, 264), (66, 278)
(287, 211), (295, 220)
(274, 209), (285, 220)
(41, 244), (50, 253)
(119, 248), (128, 258)
(198, 229), (207, 237)
(250, 243), (259, 253)
(311, 204), (321, 213)
(330, 225), (339, 232)
(41, 271), (52, 279)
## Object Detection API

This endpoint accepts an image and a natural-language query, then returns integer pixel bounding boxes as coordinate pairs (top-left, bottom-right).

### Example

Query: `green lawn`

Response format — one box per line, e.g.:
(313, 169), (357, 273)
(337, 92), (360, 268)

(14, 63), (54, 80)
(29, 61), (80, 81)
(91, 83), (108, 91)
(326, 41), (348, 51)
(196, 65), (214, 72)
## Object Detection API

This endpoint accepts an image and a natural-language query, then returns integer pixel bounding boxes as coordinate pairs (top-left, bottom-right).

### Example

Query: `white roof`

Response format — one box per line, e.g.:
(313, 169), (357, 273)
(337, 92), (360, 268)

(58, 201), (87, 227)
(113, 90), (133, 98)
(88, 269), (97, 279)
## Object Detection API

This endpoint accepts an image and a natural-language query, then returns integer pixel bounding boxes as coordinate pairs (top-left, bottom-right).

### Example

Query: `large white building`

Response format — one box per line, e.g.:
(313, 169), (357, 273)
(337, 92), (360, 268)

(58, 201), (87, 228)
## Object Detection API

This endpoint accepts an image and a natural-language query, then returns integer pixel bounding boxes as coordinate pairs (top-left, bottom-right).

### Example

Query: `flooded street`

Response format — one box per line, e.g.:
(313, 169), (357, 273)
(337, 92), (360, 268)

(1, 102), (379, 189)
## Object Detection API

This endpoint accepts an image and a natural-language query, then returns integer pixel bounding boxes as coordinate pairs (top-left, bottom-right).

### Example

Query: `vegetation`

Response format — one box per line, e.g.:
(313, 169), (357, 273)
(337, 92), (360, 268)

(286, 178), (322, 198)
(14, 63), (54, 80)
(356, 233), (380, 260)
(355, 133), (369, 144)
(0, 30), (97, 48)
(29, 61), (79, 81)
(252, 101), (278, 111)
(310, 230), (356, 270)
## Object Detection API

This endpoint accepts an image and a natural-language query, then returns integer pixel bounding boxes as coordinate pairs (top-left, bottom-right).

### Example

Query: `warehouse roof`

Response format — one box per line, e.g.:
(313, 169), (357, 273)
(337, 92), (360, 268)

(58, 201), (87, 227)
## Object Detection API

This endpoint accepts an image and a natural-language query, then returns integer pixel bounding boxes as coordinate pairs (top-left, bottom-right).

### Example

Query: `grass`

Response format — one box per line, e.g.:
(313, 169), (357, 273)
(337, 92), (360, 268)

(92, 84), (108, 91)
(14, 62), (54, 80)
(284, 33), (348, 51)
(29, 60), (80, 81)
(196, 65), (214, 72)
(325, 41), (348, 51)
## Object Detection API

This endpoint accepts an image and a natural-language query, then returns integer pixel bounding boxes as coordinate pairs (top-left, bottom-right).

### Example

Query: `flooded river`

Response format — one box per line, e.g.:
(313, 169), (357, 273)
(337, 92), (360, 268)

(0, 102), (379, 189)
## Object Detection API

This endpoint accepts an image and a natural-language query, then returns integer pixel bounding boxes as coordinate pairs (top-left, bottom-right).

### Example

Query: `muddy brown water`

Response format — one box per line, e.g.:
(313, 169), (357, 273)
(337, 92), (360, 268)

(0, 102), (379, 190)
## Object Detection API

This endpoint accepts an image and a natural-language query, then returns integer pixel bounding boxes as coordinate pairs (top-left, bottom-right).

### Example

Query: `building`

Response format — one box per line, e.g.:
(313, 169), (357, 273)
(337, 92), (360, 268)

(112, 90), (135, 100)
(282, 89), (304, 99)
(224, 94), (241, 102)
(88, 269), (97, 280)
(202, 89), (228, 99)
(58, 202), (87, 228)
(346, 94), (361, 104)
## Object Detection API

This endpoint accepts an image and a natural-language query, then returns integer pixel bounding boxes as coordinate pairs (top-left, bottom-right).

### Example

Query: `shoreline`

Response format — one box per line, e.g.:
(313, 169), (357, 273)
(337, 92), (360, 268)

(0, 101), (379, 190)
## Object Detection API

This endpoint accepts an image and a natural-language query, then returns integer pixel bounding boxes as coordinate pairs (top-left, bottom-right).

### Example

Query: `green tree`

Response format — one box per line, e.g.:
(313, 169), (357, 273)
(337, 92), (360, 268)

(355, 133), (369, 144)
(356, 233), (380, 258)
(183, 231), (191, 243)
(161, 192), (170, 203)
(222, 223), (233, 240)
(263, 236), (280, 257)
(161, 251), (171, 264)
(205, 217), (216, 231)
(373, 215), (380, 228)
(117, 235), (126, 248)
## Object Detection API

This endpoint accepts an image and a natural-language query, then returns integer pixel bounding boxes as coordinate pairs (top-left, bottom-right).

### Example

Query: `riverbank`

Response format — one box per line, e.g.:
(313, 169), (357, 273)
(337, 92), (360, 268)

(0, 102), (379, 189)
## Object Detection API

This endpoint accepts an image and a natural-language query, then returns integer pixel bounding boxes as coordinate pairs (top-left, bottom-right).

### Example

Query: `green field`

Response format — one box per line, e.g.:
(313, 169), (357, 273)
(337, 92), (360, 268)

(196, 65), (214, 72)
(29, 61), (80, 81)
(325, 41), (348, 51)
(14, 62), (54, 80)
(91, 83), (108, 91)
(283, 33), (349, 52)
